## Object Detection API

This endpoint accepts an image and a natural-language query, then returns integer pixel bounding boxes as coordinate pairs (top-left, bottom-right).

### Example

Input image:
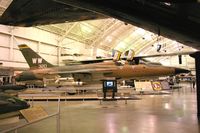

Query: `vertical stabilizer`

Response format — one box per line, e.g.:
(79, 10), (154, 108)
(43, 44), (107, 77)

(18, 44), (54, 69)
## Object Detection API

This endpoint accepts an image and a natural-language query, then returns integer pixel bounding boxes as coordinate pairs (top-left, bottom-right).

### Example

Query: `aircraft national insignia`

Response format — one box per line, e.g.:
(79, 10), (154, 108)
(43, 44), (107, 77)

(151, 81), (162, 91)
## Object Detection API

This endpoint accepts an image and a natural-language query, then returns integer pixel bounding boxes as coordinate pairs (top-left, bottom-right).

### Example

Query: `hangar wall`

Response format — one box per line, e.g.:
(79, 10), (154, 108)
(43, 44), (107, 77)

(0, 24), (59, 68)
(0, 24), (97, 69)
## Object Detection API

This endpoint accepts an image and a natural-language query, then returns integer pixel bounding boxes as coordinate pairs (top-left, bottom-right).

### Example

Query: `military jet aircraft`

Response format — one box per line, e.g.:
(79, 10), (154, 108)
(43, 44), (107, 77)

(0, 93), (30, 119)
(15, 44), (189, 84)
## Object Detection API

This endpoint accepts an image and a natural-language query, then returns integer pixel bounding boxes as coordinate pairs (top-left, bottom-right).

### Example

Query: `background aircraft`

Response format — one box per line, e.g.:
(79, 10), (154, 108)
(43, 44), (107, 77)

(0, 94), (30, 118)
(0, 84), (27, 93)
(0, 84), (29, 117)
(15, 44), (189, 85)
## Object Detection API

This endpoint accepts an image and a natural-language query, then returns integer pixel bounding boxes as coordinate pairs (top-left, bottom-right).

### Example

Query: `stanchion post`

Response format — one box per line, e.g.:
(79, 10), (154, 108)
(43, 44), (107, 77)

(83, 89), (85, 102)
(31, 96), (34, 107)
(65, 92), (67, 103)
(56, 96), (60, 133)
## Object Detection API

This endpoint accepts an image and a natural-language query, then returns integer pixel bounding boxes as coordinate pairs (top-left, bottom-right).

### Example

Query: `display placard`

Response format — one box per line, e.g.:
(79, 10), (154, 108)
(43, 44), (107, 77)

(20, 106), (48, 122)
(134, 81), (153, 91)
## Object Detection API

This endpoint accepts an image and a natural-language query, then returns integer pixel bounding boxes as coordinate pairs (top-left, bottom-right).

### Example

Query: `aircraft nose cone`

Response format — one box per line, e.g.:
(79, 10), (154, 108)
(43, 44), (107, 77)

(175, 68), (190, 74)
(22, 101), (30, 109)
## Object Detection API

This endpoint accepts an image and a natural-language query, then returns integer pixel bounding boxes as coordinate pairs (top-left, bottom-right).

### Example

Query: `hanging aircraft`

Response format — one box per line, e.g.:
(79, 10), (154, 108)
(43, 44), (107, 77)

(15, 44), (190, 85)
(0, 1), (200, 50)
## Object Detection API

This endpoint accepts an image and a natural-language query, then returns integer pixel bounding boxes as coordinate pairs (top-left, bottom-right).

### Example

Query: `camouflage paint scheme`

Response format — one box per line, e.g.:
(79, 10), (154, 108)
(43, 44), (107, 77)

(16, 44), (189, 83)
(0, 94), (30, 116)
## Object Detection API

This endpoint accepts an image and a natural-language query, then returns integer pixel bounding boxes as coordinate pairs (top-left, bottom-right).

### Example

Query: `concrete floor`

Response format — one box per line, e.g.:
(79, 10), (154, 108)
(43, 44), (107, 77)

(2, 88), (200, 133)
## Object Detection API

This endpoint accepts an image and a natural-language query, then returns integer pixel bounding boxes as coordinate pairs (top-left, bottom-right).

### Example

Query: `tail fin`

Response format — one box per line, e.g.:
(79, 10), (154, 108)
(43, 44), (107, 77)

(18, 44), (54, 69)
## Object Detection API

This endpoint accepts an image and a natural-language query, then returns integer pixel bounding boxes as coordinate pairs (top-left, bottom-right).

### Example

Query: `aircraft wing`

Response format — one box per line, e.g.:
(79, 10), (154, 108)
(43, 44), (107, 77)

(47, 68), (115, 75)
(63, 58), (112, 65)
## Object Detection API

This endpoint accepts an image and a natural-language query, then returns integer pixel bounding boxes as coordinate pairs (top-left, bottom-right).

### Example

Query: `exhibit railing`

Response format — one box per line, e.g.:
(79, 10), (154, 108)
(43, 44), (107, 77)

(1, 97), (61, 133)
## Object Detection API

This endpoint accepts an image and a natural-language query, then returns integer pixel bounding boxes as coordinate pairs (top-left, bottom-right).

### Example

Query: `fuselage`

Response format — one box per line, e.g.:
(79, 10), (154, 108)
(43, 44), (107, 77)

(105, 64), (175, 78)
(15, 61), (189, 82)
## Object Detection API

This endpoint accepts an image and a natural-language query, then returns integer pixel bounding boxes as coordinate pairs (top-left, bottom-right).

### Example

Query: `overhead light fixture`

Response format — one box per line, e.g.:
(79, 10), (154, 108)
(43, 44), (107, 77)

(106, 36), (112, 42)
(172, 40), (177, 44)
(164, 2), (171, 6)
(143, 34), (152, 41)
(135, 28), (145, 36)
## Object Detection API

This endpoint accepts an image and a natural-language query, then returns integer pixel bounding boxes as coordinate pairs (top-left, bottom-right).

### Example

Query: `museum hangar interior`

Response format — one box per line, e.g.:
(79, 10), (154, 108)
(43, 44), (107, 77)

(0, 1), (199, 133)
